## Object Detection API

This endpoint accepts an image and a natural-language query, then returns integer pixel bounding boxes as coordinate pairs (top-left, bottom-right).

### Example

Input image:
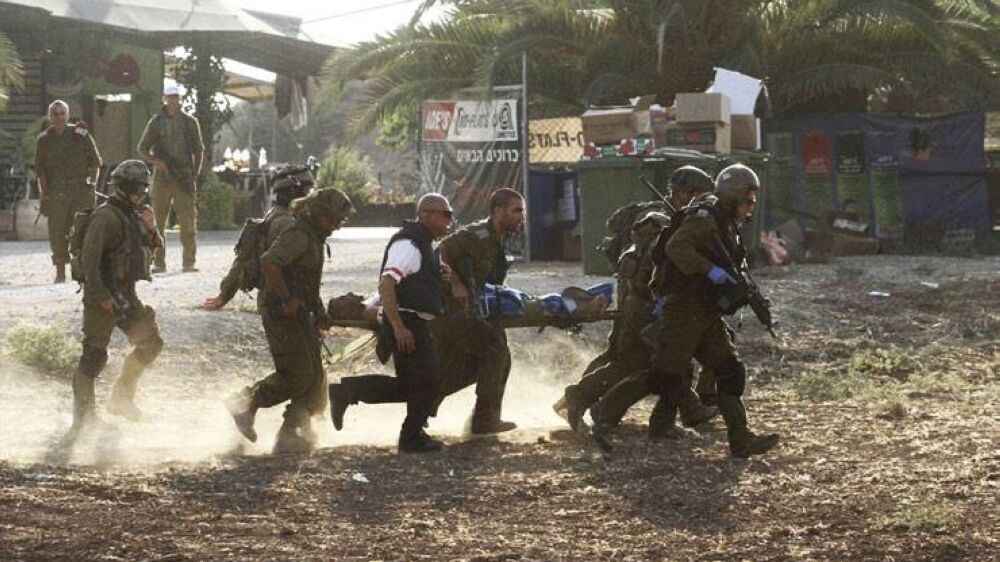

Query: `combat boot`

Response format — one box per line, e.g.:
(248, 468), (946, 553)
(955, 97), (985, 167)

(107, 356), (144, 421)
(589, 403), (615, 453)
(54, 263), (66, 284)
(272, 419), (315, 454)
(328, 382), (354, 431)
(648, 398), (683, 441)
(70, 371), (98, 434)
(470, 398), (516, 435)
(731, 432), (780, 458)
(563, 386), (588, 433)
(225, 390), (259, 443)
(680, 403), (719, 428)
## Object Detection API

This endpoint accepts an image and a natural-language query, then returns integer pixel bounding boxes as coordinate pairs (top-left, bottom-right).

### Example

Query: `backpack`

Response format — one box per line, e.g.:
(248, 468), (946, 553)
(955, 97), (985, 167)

(648, 194), (722, 298)
(598, 201), (666, 268)
(232, 217), (269, 292)
(68, 203), (129, 284)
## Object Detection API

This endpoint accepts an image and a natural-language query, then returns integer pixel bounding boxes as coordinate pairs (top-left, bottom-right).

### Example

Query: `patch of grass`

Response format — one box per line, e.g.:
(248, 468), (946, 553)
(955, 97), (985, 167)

(793, 369), (862, 402)
(880, 396), (908, 420)
(881, 502), (958, 533)
(5, 323), (78, 373)
(848, 347), (918, 380)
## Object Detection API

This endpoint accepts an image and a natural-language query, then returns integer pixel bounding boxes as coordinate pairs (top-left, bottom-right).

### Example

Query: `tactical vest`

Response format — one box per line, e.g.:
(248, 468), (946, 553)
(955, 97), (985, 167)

(649, 195), (744, 298)
(233, 206), (289, 292)
(380, 221), (444, 316)
(69, 196), (148, 290)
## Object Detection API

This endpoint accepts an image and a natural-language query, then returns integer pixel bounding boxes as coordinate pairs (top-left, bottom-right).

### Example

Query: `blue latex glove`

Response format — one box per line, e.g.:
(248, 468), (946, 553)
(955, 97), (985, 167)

(707, 265), (737, 285)
(650, 297), (665, 318)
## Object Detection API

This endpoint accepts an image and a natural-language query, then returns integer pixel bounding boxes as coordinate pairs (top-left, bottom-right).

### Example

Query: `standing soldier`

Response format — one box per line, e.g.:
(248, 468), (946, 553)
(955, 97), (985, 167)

(137, 84), (204, 273)
(640, 164), (779, 458)
(35, 100), (101, 283)
(201, 165), (314, 311)
(225, 188), (353, 454)
(438, 188), (524, 434)
(70, 160), (163, 434)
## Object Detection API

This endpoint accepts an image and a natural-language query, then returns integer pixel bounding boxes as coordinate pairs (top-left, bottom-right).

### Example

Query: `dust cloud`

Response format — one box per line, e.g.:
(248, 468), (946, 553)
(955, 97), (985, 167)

(0, 332), (604, 469)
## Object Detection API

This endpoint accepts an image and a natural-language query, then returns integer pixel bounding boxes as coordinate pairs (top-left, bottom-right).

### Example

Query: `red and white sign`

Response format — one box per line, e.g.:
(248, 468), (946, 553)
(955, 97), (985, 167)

(422, 99), (519, 143)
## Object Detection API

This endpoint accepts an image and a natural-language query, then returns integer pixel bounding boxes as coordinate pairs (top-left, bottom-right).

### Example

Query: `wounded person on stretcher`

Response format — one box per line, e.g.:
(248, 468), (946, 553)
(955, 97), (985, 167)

(328, 282), (614, 327)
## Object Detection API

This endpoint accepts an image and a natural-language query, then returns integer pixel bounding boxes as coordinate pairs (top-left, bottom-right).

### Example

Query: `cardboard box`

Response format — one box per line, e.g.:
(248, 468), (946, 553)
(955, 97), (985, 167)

(730, 114), (760, 151)
(581, 95), (656, 144)
(676, 92), (731, 124)
(664, 122), (731, 154)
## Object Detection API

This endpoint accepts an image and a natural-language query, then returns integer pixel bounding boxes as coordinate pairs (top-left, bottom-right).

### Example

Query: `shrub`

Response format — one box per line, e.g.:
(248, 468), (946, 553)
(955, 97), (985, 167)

(315, 147), (377, 205)
(197, 173), (237, 230)
(5, 324), (78, 373)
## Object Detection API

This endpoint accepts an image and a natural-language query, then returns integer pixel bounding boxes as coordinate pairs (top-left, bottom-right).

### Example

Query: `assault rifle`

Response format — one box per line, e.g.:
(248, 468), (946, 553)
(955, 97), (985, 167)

(710, 237), (777, 338)
(639, 175), (678, 215)
(152, 144), (195, 192)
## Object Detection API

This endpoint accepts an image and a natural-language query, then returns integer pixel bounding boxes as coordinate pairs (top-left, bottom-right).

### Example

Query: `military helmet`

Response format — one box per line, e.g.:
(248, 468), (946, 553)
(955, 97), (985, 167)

(292, 187), (354, 221)
(109, 160), (151, 194)
(669, 165), (714, 193)
(272, 164), (315, 193)
(714, 164), (760, 210)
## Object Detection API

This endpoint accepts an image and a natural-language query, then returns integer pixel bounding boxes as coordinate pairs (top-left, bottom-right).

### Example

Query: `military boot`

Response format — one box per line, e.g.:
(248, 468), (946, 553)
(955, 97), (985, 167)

(676, 386), (719, 428)
(562, 386), (588, 433)
(399, 417), (443, 453)
(717, 393), (779, 458)
(225, 390), (259, 443)
(54, 263), (66, 284)
(107, 356), (144, 421)
(70, 371), (98, 434)
(648, 398), (683, 441)
(272, 418), (315, 454)
(470, 398), (516, 435)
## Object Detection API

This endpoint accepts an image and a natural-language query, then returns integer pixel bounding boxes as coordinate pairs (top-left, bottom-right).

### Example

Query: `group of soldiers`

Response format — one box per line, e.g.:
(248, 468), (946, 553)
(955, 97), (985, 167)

(36, 85), (203, 285)
(53, 86), (777, 459)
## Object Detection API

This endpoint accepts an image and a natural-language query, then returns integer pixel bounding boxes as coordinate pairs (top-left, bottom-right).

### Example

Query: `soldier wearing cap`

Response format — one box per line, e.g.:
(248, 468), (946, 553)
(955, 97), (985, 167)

(202, 165), (314, 311)
(637, 164), (779, 458)
(69, 160), (163, 435)
(35, 99), (102, 283)
(137, 84), (204, 273)
(225, 187), (353, 453)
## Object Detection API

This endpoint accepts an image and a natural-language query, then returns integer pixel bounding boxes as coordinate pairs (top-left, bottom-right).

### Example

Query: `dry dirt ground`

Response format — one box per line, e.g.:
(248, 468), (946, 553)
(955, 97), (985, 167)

(0, 229), (997, 561)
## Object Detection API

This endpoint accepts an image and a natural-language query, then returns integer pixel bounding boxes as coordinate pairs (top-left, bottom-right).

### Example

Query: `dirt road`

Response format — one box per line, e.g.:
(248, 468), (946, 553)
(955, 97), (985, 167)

(1, 229), (997, 560)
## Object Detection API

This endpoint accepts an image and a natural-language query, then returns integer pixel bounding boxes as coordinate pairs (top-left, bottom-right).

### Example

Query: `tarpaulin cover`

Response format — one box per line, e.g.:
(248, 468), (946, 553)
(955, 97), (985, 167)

(764, 112), (989, 236)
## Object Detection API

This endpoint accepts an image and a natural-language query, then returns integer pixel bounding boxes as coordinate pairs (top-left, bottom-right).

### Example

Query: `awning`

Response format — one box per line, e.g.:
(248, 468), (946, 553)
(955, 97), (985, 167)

(0, 0), (335, 78)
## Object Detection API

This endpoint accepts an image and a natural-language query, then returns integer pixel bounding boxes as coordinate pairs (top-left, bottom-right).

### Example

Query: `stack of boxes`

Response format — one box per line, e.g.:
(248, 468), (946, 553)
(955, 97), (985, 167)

(664, 92), (732, 153)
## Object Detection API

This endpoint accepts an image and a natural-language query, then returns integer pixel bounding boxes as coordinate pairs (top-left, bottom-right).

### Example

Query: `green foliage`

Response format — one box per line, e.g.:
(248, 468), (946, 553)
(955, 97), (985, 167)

(375, 112), (411, 151)
(315, 147), (378, 205)
(847, 347), (917, 380)
(5, 324), (78, 373)
(197, 173), (237, 231)
(880, 502), (958, 533)
(175, 45), (233, 159)
(793, 368), (864, 402)
(0, 33), (24, 114)
(324, 0), (997, 129)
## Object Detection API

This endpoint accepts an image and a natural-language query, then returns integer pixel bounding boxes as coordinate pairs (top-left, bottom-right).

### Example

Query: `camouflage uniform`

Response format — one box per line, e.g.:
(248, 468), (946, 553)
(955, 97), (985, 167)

(433, 217), (513, 429)
(137, 108), (203, 269)
(215, 205), (295, 308)
(35, 124), (101, 267)
(72, 161), (162, 429)
(647, 171), (778, 457)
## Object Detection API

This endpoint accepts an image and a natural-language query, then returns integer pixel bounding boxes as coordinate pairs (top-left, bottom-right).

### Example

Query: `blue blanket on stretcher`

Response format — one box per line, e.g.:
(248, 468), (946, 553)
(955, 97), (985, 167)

(481, 282), (614, 318)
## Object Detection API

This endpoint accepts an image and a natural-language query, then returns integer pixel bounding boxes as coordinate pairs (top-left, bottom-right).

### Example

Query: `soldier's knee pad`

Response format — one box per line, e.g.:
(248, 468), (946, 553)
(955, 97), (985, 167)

(714, 356), (746, 396)
(134, 335), (164, 365)
(77, 346), (108, 378)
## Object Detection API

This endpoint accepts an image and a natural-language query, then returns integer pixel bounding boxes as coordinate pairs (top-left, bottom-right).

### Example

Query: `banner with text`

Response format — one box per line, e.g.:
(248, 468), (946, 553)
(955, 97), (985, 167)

(419, 94), (524, 223)
(528, 117), (584, 163)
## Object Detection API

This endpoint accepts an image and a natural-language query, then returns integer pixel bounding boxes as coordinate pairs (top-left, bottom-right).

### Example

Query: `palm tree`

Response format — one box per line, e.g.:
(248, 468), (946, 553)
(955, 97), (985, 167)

(0, 33), (24, 114)
(324, 0), (997, 134)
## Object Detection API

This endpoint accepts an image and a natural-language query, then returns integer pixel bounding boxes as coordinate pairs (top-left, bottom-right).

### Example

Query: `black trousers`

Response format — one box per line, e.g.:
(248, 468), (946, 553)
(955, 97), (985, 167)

(348, 312), (440, 438)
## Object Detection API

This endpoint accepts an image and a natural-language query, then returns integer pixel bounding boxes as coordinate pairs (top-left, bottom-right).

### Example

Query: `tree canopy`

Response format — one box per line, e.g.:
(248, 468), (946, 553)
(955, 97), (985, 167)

(323, 0), (997, 135)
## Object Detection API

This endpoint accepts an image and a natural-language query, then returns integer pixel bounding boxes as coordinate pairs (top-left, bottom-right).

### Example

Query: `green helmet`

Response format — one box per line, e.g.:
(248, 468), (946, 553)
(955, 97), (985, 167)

(272, 164), (315, 195)
(669, 165), (713, 194)
(714, 164), (760, 210)
(292, 187), (354, 221)
(109, 159), (151, 195)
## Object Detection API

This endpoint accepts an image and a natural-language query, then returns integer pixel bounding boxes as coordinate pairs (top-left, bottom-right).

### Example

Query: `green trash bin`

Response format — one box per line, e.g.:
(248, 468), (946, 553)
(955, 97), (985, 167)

(578, 152), (719, 275)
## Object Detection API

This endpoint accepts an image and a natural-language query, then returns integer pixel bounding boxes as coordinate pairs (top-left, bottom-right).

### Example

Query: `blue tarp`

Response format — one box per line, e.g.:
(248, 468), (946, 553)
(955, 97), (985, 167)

(764, 112), (989, 236)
